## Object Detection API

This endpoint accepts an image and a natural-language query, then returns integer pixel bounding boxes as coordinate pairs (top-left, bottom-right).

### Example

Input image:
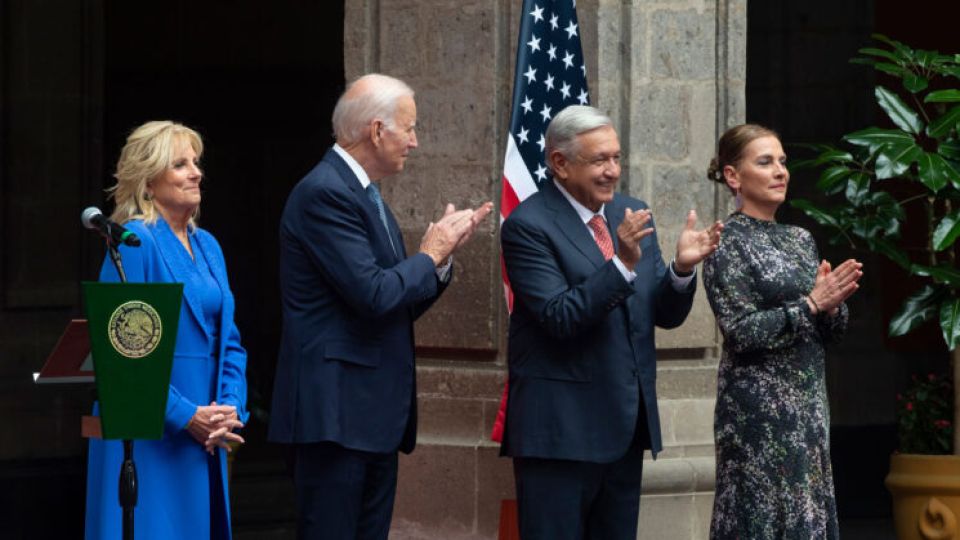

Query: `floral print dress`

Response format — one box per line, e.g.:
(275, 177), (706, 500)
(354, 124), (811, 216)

(703, 212), (848, 539)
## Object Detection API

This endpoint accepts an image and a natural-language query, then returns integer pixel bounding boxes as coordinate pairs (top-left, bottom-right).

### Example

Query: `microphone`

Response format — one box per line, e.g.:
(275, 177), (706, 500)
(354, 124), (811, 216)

(81, 207), (141, 247)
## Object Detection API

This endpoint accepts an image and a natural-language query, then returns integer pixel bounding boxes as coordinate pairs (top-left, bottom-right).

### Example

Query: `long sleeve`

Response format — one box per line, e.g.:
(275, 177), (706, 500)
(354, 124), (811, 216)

(703, 233), (818, 355)
(501, 214), (635, 340)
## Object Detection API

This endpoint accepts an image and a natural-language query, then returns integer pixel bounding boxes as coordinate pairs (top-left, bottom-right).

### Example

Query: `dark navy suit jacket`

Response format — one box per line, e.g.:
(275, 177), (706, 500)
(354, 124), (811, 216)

(268, 148), (446, 454)
(500, 181), (695, 463)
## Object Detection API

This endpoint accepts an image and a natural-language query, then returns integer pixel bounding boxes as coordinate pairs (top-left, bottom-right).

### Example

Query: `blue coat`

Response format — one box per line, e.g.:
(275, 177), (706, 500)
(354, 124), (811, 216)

(85, 218), (248, 540)
(268, 149), (446, 454)
(500, 182), (695, 463)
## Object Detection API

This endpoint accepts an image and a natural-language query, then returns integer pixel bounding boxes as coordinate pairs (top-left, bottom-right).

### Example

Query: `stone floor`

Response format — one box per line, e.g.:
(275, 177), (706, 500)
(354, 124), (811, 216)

(840, 518), (896, 540)
(234, 515), (897, 539)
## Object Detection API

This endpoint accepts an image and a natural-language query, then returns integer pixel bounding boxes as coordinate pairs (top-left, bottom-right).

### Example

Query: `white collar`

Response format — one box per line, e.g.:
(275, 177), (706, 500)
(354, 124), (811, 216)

(333, 143), (372, 189)
(553, 179), (606, 225)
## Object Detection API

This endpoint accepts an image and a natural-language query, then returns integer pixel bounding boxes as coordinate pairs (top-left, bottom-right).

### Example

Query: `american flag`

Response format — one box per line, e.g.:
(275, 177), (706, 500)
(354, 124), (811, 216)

(492, 0), (589, 442)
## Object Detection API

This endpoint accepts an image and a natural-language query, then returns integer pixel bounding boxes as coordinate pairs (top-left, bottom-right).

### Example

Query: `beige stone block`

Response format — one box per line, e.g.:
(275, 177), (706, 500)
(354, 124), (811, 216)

(694, 492), (716, 538)
(408, 85), (497, 163)
(416, 396), (486, 443)
(378, 1), (427, 78)
(656, 359), (718, 400)
(476, 445), (516, 538)
(657, 287), (718, 350)
(423, 1), (495, 81)
(395, 443), (477, 536)
(417, 363), (506, 399)
(650, 8), (716, 81)
(630, 83), (690, 161)
(642, 456), (715, 495)
(638, 493), (696, 540)
(659, 398), (715, 447)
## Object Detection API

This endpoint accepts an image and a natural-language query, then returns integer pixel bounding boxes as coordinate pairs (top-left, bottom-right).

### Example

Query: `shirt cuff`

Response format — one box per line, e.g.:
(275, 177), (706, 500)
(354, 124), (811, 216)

(669, 260), (696, 291)
(613, 256), (637, 283)
(436, 257), (453, 282)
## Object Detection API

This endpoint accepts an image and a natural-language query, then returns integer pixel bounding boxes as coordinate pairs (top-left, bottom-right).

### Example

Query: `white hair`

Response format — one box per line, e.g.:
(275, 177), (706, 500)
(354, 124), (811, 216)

(545, 105), (614, 172)
(332, 74), (415, 144)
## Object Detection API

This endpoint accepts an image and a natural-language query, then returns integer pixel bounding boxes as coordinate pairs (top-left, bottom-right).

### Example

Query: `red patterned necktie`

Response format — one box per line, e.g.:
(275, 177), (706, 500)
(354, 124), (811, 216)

(587, 215), (614, 261)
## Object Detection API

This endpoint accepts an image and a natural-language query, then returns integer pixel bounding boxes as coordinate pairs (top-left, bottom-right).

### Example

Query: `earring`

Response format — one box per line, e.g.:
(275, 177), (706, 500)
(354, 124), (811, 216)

(734, 188), (743, 210)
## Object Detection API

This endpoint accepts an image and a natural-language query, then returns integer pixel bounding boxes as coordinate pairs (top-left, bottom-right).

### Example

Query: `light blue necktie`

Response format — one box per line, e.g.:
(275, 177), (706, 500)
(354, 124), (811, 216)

(365, 183), (397, 255)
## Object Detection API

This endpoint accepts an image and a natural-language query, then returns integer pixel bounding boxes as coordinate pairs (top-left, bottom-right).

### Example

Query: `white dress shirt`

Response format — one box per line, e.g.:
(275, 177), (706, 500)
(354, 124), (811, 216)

(553, 180), (694, 290)
(334, 144), (452, 280)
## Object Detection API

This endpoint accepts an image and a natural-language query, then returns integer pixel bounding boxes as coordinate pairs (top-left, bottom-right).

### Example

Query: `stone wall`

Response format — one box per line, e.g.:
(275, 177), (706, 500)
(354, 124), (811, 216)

(343, 1), (746, 538)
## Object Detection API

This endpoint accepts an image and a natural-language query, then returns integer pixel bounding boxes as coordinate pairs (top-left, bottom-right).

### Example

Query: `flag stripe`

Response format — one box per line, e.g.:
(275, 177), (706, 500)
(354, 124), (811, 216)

(493, 0), (589, 443)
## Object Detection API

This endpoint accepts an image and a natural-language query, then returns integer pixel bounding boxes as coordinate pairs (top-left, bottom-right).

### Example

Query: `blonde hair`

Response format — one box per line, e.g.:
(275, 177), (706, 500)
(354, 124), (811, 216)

(707, 124), (779, 192)
(108, 120), (204, 225)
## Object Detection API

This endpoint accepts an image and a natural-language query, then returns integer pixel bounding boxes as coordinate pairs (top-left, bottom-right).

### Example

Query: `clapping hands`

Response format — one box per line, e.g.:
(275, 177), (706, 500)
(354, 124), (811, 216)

(419, 201), (494, 266)
(675, 210), (724, 273)
(807, 259), (863, 316)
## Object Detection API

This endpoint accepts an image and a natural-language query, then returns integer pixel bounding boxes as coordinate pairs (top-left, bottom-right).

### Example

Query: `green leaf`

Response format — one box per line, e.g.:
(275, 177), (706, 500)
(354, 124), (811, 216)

(940, 298), (960, 350)
(917, 152), (955, 193)
(890, 285), (943, 336)
(875, 143), (923, 179)
(903, 73), (929, 93)
(927, 106), (960, 139)
(939, 139), (960, 161)
(876, 87), (924, 134)
(858, 47), (901, 64)
(817, 166), (852, 194)
(933, 208), (960, 251)
(915, 50), (940, 68)
(814, 149), (855, 165)
(925, 90), (960, 103)
(872, 34), (914, 59)
(790, 199), (840, 228)
(870, 237), (910, 269)
(912, 263), (960, 287)
(872, 62), (905, 76)
(843, 128), (914, 153)
(845, 172), (871, 205)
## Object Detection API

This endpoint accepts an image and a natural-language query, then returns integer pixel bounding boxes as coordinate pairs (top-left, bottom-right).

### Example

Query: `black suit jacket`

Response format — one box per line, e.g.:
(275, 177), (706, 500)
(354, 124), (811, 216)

(268, 148), (447, 454)
(500, 181), (695, 462)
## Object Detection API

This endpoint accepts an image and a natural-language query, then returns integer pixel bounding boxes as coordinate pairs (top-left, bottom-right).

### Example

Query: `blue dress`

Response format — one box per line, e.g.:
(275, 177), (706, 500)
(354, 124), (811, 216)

(85, 218), (248, 540)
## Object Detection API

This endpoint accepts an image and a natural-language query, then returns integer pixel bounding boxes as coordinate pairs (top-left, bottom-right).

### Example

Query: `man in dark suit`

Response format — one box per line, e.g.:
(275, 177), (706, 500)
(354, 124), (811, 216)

(269, 73), (492, 540)
(500, 105), (723, 540)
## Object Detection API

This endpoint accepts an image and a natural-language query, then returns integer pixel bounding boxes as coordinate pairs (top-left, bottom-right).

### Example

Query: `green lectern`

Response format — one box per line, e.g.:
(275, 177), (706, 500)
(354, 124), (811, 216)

(82, 281), (183, 539)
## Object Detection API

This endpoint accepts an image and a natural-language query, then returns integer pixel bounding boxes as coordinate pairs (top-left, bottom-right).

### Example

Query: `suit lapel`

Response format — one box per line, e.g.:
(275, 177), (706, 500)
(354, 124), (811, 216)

(542, 182), (606, 269)
(152, 218), (206, 329)
(324, 150), (403, 263)
(194, 233), (227, 299)
(604, 195), (624, 255)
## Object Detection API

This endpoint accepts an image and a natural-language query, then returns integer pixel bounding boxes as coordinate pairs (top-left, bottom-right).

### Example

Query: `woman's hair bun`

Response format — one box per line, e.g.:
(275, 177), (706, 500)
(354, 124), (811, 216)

(707, 157), (723, 183)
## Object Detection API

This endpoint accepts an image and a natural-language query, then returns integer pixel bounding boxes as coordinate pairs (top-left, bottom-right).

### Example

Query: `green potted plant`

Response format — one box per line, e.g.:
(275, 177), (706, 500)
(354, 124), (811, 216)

(790, 34), (960, 540)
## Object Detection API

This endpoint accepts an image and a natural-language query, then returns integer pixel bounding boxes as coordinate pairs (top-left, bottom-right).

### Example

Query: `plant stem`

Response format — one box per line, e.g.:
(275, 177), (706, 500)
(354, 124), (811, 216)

(899, 193), (928, 207)
(927, 197), (937, 266)
(911, 91), (932, 126)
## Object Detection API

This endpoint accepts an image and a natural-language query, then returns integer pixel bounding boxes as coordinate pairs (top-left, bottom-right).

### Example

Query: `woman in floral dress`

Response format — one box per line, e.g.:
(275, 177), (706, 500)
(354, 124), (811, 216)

(703, 124), (863, 539)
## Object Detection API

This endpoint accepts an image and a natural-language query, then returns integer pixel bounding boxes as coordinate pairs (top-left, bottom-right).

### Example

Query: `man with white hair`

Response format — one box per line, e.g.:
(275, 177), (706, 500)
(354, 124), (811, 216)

(500, 105), (722, 539)
(269, 73), (492, 539)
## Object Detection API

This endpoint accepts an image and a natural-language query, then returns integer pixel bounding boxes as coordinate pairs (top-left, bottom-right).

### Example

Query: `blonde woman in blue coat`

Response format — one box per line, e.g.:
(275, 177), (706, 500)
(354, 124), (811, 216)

(85, 121), (248, 540)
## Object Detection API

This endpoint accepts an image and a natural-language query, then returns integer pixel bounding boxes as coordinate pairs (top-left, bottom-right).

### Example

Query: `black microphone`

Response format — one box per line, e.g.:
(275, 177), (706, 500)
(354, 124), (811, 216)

(81, 207), (141, 247)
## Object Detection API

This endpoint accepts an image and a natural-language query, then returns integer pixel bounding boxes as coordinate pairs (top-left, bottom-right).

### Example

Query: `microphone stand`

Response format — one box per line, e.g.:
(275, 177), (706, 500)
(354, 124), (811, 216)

(106, 239), (135, 540)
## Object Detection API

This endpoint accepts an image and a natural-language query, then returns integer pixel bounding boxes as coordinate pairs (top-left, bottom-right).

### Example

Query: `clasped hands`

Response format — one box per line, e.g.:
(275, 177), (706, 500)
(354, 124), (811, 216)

(419, 201), (495, 267)
(616, 208), (723, 272)
(186, 401), (245, 455)
(806, 259), (863, 316)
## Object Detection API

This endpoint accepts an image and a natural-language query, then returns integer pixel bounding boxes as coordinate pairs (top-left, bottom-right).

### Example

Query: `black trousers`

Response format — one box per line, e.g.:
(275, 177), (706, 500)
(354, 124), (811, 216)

(293, 442), (399, 540)
(512, 404), (649, 540)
